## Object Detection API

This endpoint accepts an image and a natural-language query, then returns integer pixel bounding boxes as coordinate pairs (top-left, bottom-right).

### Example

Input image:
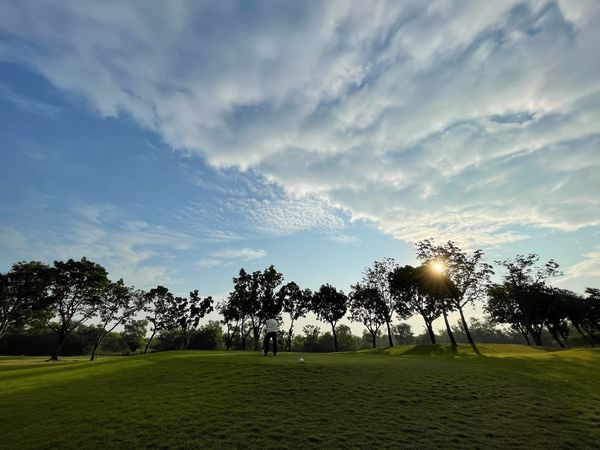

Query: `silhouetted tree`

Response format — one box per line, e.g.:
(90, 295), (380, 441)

(348, 282), (386, 348)
(416, 240), (493, 354)
(389, 265), (442, 344)
(362, 258), (401, 346)
(489, 254), (561, 346)
(45, 258), (109, 360)
(174, 290), (214, 348)
(218, 300), (240, 350)
(143, 285), (179, 353)
(0, 261), (51, 341)
(486, 284), (531, 344)
(278, 281), (311, 352)
(311, 284), (348, 352)
(90, 280), (144, 360)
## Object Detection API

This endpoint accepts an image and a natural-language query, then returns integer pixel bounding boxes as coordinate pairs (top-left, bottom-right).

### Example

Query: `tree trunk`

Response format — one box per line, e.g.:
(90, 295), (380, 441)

(441, 304), (457, 346)
(332, 324), (338, 352)
(371, 331), (377, 348)
(458, 307), (479, 355)
(90, 340), (101, 361)
(521, 330), (531, 345)
(425, 322), (436, 344)
(385, 320), (394, 347)
(530, 329), (543, 346)
(548, 327), (565, 348)
(144, 330), (157, 354)
(573, 324), (593, 346)
(50, 331), (67, 361)
(287, 323), (294, 353)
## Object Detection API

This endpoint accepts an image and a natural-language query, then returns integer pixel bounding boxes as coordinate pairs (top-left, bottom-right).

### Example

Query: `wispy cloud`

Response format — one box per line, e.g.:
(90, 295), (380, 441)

(197, 247), (267, 268)
(1, 1), (599, 248)
(558, 249), (600, 284)
(0, 83), (60, 117)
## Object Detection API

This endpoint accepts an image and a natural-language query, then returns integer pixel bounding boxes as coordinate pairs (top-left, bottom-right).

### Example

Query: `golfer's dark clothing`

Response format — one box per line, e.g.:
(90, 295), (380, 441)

(264, 332), (277, 355)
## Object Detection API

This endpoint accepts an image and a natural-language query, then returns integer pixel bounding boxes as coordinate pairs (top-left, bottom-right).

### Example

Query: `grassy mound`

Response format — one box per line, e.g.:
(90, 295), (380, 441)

(1, 345), (599, 449)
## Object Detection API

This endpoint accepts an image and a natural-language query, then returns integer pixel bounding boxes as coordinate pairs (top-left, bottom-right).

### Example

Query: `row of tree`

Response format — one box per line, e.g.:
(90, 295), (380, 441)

(1, 239), (599, 359)
(0, 258), (214, 360)
(218, 240), (600, 353)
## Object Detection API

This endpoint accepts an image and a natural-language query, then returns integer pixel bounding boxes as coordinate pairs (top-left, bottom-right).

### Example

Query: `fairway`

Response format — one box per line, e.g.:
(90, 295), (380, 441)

(1, 345), (599, 449)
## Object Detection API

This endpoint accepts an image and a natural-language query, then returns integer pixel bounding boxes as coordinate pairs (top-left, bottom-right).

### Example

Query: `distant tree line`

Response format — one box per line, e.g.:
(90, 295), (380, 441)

(1, 240), (599, 359)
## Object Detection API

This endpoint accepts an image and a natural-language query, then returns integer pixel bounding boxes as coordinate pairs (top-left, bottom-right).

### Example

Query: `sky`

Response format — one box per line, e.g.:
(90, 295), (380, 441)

(1, 0), (599, 336)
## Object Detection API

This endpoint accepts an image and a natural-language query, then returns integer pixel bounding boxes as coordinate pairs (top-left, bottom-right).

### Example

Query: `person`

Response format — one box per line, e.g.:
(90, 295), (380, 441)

(264, 317), (279, 356)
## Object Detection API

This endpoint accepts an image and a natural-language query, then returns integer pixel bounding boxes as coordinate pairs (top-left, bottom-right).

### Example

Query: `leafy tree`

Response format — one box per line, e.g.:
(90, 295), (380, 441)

(227, 269), (255, 350)
(334, 324), (360, 351)
(416, 240), (493, 353)
(228, 266), (284, 351)
(218, 300), (240, 350)
(362, 258), (404, 346)
(389, 265), (442, 344)
(45, 258), (110, 360)
(298, 325), (321, 352)
(189, 321), (224, 350)
(90, 280), (144, 360)
(0, 261), (51, 341)
(486, 284), (531, 344)
(391, 323), (414, 345)
(278, 281), (311, 352)
(174, 290), (214, 348)
(311, 284), (348, 352)
(584, 288), (600, 337)
(348, 282), (386, 348)
(490, 254), (561, 346)
(123, 320), (147, 353)
(142, 285), (179, 353)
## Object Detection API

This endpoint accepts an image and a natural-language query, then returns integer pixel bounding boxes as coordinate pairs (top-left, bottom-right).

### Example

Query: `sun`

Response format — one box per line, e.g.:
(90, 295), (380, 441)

(431, 261), (445, 274)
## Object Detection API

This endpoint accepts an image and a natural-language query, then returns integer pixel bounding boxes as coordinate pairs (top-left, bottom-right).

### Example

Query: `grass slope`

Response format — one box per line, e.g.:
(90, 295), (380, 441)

(1, 345), (599, 449)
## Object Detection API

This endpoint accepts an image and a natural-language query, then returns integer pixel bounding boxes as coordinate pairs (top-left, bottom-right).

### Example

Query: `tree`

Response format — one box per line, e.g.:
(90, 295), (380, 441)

(174, 290), (214, 349)
(45, 258), (109, 360)
(123, 320), (148, 353)
(389, 265), (442, 344)
(311, 284), (348, 352)
(584, 288), (600, 337)
(416, 240), (493, 354)
(142, 285), (178, 353)
(491, 254), (561, 346)
(362, 258), (403, 346)
(348, 282), (386, 348)
(391, 323), (413, 345)
(278, 281), (311, 352)
(486, 284), (531, 345)
(227, 269), (254, 350)
(90, 280), (144, 361)
(1, 261), (51, 341)
(218, 300), (240, 350)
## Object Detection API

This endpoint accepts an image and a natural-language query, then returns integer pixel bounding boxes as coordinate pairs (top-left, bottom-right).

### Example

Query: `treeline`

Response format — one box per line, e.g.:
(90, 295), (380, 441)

(1, 239), (599, 359)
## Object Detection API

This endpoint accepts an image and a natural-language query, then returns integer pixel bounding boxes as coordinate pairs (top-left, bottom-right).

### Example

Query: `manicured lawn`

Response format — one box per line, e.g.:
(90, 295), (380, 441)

(1, 345), (599, 449)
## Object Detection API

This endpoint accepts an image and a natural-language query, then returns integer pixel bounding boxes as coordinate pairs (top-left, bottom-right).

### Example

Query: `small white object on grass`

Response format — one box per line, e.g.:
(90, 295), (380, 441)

(299, 357), (305, 363)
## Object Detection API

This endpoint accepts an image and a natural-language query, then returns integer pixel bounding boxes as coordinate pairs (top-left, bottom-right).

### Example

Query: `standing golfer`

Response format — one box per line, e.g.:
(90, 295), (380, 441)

(264, 317), (278, 356)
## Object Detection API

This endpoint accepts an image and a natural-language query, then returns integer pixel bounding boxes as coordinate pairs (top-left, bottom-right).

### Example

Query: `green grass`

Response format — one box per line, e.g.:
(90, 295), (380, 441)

(1, 345), (599, 449)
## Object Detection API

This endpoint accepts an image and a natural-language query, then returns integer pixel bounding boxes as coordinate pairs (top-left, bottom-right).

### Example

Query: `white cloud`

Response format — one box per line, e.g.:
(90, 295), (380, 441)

(1, 1), (599, 247)
(558, 249), (600, 283)
(0, 203), (193, 288)
(197, 247), (267, 268)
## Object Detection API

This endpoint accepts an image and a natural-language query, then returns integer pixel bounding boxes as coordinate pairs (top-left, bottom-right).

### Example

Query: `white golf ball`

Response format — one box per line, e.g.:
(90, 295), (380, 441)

(299, 357), (305, 363)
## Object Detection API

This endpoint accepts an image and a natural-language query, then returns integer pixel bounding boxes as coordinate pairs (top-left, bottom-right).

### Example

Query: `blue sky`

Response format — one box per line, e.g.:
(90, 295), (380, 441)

(1, 1), (599, 334)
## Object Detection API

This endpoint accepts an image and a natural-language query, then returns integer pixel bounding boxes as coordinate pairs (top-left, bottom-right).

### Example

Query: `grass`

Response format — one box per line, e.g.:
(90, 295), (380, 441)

(1, 345), (599, 449)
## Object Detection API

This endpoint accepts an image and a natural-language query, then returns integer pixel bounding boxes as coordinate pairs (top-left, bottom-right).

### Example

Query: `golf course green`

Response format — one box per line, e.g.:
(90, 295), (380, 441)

(1, 345), (599, 449)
